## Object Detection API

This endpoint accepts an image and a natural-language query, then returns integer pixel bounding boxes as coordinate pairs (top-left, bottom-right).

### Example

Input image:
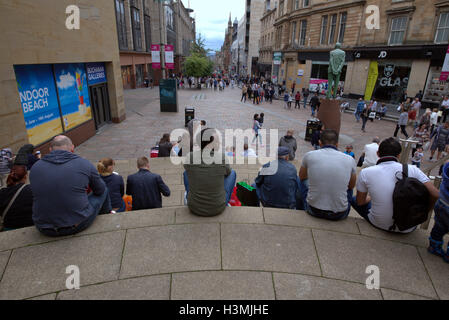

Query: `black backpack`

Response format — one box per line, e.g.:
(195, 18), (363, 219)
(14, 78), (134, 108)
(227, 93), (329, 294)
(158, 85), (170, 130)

(391, 164), (430, 231)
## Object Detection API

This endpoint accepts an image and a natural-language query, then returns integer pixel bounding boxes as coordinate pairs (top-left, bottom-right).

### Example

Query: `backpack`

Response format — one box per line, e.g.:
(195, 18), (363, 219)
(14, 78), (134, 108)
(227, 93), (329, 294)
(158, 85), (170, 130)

(391, 164), (430, 231)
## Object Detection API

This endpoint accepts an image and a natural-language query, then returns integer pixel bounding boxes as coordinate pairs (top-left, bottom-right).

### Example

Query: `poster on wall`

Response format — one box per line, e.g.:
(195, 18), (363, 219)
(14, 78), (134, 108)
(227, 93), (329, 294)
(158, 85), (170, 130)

(364, 61), (379, 102)
(86, 62), (107, 86)
(54, 63), (92, 131)
(151, 45), (161, 69)
(14, 64), (63, 146)
(165, 45), (174, 70)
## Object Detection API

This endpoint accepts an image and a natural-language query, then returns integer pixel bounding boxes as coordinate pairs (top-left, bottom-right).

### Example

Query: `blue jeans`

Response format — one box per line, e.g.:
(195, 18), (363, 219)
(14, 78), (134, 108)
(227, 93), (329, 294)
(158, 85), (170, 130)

(349, 196), (371, 222)
(183, 170), (237, 205)
(298, 179), (352, 221)
(303, 97), (308, 108)
(431, 199), (449, 241)
(311, 106), (316, 116)
(251, 176), (303, 209)
(117, 199), (127, 213)
(37, 188), (112, 237)
(355, 111), (361, 122)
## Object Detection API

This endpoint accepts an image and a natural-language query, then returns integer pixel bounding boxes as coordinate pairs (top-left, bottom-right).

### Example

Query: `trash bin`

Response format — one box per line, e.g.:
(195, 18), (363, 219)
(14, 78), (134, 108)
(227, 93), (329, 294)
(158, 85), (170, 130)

(160, 79), (178, 112)
(185, 107), (195, 127)
(305, 119), (322, 141)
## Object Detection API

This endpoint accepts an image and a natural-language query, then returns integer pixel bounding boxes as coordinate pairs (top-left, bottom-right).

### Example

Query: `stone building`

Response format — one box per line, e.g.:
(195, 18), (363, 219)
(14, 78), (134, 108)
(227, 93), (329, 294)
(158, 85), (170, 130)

(246, 0), (265, 76)
(0, 0), (125, 153)
(258, 0), (279, 79)
(271, 0), (449, 106)
(220, 14), (234, 75)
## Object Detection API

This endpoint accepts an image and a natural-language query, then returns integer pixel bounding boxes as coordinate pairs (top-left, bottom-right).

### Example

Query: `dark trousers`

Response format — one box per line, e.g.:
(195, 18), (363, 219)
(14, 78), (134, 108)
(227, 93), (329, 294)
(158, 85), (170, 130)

(37, 189), (112, 237)
(394, 124), (409, 138)
(361, 115), (368, 130)
(295, 100), (301, 108)
(431, 199), (449, 241)
(443, 109), (449, 123)
(241, 93), (246, 102)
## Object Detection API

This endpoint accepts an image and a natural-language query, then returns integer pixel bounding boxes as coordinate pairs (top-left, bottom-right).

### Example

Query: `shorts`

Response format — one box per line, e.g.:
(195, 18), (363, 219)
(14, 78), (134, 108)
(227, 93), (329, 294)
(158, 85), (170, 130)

(432, 142), (446, 152)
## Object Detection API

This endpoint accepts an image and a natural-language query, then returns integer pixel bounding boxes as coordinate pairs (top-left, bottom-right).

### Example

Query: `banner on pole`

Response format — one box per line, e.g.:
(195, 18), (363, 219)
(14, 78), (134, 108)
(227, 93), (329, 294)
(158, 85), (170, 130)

(165, 45), (174, 70)
(151, 45), (161, 69)
(440, 45), (449, 81)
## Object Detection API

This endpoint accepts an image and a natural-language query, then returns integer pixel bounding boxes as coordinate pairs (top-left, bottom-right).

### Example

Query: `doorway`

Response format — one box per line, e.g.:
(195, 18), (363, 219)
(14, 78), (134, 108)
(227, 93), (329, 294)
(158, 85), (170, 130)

(89, 84), (111, 129)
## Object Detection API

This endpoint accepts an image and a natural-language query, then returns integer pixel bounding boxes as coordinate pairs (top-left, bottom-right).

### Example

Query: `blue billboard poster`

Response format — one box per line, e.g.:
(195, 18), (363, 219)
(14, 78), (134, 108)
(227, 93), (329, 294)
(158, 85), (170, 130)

(54, 63), (92, 131)
(86, 62), (107, 85)
(14, 64), (63, 146)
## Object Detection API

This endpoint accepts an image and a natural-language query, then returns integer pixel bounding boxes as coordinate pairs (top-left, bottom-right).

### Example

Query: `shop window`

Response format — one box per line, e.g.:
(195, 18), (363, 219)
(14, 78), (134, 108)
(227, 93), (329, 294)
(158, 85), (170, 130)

(115, 0), (127, 50)
(435, 12), (449, 44)
(338, 12), (347, 43)
(320, 16), (328, 45)
(299, 20), (307, 46)
(372, 63), (411, 104)
(328, 14), (337, 44)
(424, 66), (449, 104)
(135, 65), (144, 88)
(389, 16), (408, 45)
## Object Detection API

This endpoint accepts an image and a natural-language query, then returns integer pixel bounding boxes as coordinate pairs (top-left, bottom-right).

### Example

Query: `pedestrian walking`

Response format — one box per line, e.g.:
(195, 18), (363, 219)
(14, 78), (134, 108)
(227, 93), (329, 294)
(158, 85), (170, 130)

(294, 91), (301, 109)
(355, 98), (365, 122)
(302, 88), (309, 109)
(361, 103), (370, 132)
(241, 84), (247, 102)
(394, 104), (410, 139)
(309, 92), (320, 117)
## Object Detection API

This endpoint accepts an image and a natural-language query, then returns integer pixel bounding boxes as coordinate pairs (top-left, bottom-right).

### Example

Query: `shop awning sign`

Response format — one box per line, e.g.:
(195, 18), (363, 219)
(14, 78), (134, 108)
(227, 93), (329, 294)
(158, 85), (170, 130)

(440, 45), (449, 81)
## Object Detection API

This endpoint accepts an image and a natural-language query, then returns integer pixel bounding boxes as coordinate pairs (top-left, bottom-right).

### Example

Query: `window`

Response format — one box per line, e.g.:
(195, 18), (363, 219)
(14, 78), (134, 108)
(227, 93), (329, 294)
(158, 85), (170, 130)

(320, 15), (328, 45)
(389, 16), (408, 45)
(144, 15), (151, 52)
(328, 14), (337, 44)
(279, 0), (284, 17)
(338, 12), (347, 43)
(165, 6), (174, 30)
(303, 0), (310, 7)
(435, 12), (449, 44)
(295, 0), (300, 10)
(131, 5), (142, 51)
(115, 0), (127, 50)
(299, 20), (307, 46)
(291, 21), (297, 45)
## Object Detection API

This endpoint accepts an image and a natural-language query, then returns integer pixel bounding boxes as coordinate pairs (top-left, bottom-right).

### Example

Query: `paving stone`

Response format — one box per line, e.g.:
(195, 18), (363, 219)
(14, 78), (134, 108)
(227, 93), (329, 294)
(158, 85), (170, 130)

(0, 251), (10, 280)
(120, 224), (221, 278)
(313, 230), (437, 299)
(273, 273), (381, 300)
(0, 227), (73, 252)
(417, 247), (449, 300)
(356, 220), (430, 247)
(381, 288), (432, 300)
(171, 271), (275, 300)
(162, 190), (183, 207)
(263, 208), (360, 234)
(221, 224), (320, 275)
(28, 293), (57, 300)
(78, 208), (175, 236)
(57, 275), (170, 300)
(175, 207), (264, 224)
(0, 231), (125, 300)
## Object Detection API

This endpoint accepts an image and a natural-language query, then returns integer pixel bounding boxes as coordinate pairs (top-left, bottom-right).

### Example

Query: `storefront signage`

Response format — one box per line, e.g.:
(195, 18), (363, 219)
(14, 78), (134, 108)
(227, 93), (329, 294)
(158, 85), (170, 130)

(151, 44), (161, 69)
(440, 45), (449, 81)
(297, 69), (304, 76)
(384, 64), (395, 77)
(273, 52), (282, 65)
(165, 45), (175, 70)
(86, 62), (107, 85)
(354, 50), (388, 59)
(14, 64), (63, 145)
(54, 63), (92, 131)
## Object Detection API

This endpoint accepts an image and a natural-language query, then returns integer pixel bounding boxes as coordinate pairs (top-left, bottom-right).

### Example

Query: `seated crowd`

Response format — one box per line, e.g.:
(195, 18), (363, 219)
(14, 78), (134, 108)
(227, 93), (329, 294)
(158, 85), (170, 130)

(1, 128), (448, 263)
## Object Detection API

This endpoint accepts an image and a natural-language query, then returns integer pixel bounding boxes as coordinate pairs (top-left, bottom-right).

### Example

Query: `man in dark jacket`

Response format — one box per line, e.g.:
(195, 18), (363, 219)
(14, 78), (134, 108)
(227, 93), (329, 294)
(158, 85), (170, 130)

(126, 157), (170, 210)
(253, 147), (301, 209)
(279, 130), (297, 160)
(309, 92), (320, 117)
(30, 135), (112, 237)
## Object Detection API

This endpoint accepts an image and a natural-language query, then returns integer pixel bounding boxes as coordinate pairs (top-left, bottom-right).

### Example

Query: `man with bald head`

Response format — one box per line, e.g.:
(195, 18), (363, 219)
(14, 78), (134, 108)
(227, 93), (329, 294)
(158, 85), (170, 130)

(30, 135), (112, 237)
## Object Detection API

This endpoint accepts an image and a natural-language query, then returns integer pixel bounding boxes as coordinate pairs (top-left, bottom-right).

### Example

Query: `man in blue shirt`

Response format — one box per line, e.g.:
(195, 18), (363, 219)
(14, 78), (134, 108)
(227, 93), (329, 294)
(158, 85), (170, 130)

(126, 157), (171, 210)
(253, 147), (301, 209)
(355, 98), (365, 122)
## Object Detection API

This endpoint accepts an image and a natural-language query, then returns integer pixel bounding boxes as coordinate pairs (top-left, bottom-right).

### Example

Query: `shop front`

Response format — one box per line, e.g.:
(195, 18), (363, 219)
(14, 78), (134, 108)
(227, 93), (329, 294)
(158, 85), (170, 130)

(371, 61), (411, 104)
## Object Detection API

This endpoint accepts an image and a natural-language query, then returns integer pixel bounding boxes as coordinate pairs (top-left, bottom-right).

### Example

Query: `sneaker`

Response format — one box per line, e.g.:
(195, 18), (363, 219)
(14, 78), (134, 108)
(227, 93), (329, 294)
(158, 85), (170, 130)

(110, 210), (117, 214)
(184, 191), (188, 205)
(428, 237), (445, 257)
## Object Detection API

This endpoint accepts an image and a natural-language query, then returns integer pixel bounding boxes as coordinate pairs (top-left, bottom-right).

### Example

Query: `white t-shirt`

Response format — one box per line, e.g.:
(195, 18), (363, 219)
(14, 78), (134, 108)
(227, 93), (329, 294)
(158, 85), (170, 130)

(442, 99), (449, 109)
(430, 112), (438, 125)
(362, 143), (379, 167)
(356, 161), (430, 233)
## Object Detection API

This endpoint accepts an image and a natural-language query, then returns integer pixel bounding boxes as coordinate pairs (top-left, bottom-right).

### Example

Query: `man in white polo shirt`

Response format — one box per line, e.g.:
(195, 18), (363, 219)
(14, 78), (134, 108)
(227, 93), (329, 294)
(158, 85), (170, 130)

(361, 137), (380, 168)
(299, 129), (357, 221)
(351, 137), (439, 233)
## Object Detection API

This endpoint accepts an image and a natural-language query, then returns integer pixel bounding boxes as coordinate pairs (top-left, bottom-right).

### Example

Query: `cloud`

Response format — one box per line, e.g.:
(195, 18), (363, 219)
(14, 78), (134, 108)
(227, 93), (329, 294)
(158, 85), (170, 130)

(57, 72), (75, 89)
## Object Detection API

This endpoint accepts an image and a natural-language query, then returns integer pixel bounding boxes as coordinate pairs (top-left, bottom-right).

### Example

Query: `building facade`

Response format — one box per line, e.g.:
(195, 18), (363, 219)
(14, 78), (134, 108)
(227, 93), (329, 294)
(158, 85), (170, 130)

(219, 14), (234, 75)
(259, 0), (278, 79)
(246, 0), (265, 76)
(0, 0), (125, 153)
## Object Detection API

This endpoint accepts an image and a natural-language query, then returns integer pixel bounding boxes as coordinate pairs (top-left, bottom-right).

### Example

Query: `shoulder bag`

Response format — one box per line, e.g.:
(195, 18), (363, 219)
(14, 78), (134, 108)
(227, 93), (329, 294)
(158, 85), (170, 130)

(0, 184), (26, 231)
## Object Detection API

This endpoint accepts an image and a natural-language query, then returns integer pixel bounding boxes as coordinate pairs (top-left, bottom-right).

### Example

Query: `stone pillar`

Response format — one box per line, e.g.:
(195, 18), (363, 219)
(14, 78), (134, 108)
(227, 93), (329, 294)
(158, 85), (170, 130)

(317, 99), (342, 137)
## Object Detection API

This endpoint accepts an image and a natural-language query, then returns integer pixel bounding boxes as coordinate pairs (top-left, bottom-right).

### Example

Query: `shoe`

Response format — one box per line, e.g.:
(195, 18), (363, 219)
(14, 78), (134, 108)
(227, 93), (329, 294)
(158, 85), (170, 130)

(184, 191), (188, 205)
(428, 237), (445, 257)
(110, 210), (117, 214)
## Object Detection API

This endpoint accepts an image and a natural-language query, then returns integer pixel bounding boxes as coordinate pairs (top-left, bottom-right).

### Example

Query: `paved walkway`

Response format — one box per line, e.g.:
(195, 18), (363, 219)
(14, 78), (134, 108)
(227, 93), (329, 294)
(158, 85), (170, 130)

(0, 158), (448, 300)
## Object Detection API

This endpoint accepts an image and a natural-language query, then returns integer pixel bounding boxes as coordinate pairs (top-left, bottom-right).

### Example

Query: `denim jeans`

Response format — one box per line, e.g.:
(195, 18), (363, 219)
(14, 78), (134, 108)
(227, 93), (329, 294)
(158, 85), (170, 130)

(37, 188), (112, 237)
(349, 196), (371, 222)
(183, 170), (236, 205)
(431, 199), (449, 241)
(252, 131), (262, 144)
(355, 111), (361, 122)
(311, 106), (316, 116)
(298, 179), (352, 221)
(303, 97), (308, 108)
(252, 176), (302, 209)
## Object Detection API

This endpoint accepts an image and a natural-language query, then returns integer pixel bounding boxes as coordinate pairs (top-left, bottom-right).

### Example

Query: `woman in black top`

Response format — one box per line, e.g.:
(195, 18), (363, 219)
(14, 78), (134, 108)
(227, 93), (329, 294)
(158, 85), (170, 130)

(158, 133), (173, 158)
(0, 165), (34, 230)
(97, 158), (125, 212)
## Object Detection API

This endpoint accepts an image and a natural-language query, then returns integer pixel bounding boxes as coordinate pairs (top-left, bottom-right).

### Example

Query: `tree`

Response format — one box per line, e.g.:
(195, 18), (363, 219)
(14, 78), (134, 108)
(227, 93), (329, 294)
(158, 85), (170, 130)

(190, 34), (211, 57)
(184, 54), (213, 79)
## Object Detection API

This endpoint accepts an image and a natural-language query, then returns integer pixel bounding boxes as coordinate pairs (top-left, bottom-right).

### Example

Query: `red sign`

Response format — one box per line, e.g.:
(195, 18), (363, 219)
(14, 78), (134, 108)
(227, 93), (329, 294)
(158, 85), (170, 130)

(151, 45), (161, 69)
(165, 45), (174, 70)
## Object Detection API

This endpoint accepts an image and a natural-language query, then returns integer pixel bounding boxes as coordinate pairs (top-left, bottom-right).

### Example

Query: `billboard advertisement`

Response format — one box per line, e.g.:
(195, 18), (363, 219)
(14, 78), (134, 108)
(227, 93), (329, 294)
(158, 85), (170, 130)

(54, 63), (92, 131)
(14, 64), (63, 145)
(151, 45), (161, 69)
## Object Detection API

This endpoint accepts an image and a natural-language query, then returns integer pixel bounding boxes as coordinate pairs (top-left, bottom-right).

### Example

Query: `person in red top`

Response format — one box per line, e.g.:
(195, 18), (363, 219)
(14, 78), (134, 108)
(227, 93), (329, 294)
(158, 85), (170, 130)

(294, 91), (301, 109)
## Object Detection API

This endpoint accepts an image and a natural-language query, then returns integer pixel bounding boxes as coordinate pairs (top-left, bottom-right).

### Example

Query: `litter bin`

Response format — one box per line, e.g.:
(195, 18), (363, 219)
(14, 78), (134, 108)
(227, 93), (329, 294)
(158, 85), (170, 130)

(185, 107), (195, 127)
(305, 119), (322, 141)
(160, 79), (178, 112)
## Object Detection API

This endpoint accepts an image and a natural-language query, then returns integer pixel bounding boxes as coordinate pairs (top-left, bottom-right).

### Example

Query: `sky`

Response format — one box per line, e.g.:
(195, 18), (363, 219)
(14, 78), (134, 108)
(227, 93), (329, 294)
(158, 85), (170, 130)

(181, 0), (245, 52)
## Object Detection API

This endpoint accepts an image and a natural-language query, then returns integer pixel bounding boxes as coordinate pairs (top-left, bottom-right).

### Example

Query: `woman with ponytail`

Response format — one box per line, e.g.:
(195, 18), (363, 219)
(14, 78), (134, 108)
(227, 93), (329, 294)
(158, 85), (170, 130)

(97, 158), (125, 212)
(0, 165), (34, 230)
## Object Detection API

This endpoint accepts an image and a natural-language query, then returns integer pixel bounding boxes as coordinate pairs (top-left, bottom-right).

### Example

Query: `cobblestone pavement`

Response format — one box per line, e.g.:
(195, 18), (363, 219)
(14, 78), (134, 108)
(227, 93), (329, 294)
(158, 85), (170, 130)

(76, 87), (439, 174)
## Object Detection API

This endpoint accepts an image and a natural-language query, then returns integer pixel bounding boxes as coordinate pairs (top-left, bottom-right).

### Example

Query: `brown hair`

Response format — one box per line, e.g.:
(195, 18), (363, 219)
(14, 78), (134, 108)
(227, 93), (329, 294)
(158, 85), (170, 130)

(6, 165), (27, 187)
(137, 157), (149, 169)
(159, 133), (170, 144)
(97, 158), (114, 176)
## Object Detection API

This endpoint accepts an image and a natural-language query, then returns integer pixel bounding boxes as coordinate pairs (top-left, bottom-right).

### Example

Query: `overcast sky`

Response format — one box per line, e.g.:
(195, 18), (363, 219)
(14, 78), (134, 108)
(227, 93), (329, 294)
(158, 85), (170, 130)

(181, 0), (245, 52)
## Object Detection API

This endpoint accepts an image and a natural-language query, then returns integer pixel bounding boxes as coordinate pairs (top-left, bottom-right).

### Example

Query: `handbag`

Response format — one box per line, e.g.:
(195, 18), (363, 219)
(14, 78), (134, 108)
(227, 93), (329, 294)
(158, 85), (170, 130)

(236, 182), (259, 207)
(369, 112), (376, 119)
(0, 184), (26, 231)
